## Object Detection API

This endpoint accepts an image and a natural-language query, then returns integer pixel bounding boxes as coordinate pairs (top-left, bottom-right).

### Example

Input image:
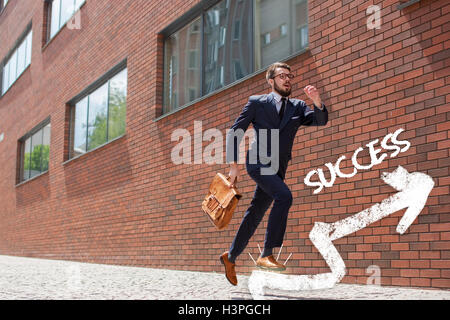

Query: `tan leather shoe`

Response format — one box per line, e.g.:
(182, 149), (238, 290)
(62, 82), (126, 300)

(256, 255), (286, 271)
(220, 252), (237, 286)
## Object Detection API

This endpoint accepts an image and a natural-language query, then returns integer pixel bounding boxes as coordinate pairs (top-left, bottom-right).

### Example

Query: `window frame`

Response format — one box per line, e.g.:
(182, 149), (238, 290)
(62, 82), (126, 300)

(159, 0), (309, 117)
(66, 59), (128, 162)
(17, 117), (51, 185)
(397, 0), (421, 10)
(1, 25), (32, 97)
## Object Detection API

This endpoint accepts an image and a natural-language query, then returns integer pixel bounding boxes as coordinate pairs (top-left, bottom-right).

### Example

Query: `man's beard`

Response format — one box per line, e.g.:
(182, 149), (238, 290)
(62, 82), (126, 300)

(274, 81), (291, 97)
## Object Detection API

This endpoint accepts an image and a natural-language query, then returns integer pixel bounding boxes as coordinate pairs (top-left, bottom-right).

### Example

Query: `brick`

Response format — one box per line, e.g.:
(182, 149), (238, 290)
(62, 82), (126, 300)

(404, 68), (423, 80)
(391, 243), (409, 251)
(411, 278), (431, 287)
(426, 131), (447, 143)
(431, 260), (450, 269)
(409, 260), (431, 269)
(420, 269), (441, 278)
(400, 251), (419, 260)
(442, 270), (450, 279)
(423, 43), (444, 56)
(432, 279), (450, 288)
(364, 252), (381, 259)
(400, 269), (420, 278)
(392, 277), (411, 286)
(431, 242), (450, 250)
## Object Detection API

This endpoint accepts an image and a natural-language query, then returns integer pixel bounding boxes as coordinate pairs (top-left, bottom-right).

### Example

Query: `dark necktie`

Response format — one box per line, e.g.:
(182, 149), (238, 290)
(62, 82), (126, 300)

(279, 98), (286, 120)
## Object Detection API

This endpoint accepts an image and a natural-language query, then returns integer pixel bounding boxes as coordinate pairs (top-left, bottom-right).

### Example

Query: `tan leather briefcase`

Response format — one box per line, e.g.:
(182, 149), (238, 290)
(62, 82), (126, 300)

(202, 172), (242, 230)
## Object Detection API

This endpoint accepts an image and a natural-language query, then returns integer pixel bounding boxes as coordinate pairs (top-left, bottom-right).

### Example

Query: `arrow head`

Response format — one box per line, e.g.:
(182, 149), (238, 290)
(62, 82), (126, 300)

(382, 166), (435, 234)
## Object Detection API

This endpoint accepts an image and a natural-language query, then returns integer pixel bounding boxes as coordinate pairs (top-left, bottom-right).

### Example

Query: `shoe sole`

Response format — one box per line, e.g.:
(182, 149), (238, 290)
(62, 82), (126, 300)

(256, 265), (286, 272)
(220, 255), (237, 286)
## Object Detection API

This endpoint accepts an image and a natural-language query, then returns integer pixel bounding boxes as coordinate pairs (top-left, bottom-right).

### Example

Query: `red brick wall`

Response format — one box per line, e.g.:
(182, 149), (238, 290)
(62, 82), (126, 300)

(0, 0), (448, 289)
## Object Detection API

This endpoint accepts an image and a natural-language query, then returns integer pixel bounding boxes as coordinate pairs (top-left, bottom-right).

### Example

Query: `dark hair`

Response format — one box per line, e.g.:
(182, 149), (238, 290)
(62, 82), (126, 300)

(266, 62), (291, 81)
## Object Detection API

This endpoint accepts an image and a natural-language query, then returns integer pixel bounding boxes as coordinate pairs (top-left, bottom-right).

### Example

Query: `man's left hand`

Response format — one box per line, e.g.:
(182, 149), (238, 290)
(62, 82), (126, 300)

(304, 85), (322, 109)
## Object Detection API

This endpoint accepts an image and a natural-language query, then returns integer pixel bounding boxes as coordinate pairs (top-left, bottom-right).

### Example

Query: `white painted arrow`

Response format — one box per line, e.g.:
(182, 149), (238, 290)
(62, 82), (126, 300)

(248, 166), (434, 299)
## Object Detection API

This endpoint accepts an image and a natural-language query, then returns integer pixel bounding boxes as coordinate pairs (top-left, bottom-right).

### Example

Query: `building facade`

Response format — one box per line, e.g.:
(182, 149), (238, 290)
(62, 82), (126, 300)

(0, 0), (449, 289)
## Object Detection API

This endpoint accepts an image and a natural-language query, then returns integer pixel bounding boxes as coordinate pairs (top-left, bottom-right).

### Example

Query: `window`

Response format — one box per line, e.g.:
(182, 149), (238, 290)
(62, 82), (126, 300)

(1, 29), (32, 95)
(162, 0), (308, 113)
(48, 0), (85, 40)
(19, 120), (51, 183)
(69, 67), (127, 159)
(0, 0), (8, 12)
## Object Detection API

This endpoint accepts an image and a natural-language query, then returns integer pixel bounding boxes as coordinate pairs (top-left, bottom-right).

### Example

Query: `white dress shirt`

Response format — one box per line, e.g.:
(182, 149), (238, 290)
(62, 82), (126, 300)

(271, 91), (287, 114)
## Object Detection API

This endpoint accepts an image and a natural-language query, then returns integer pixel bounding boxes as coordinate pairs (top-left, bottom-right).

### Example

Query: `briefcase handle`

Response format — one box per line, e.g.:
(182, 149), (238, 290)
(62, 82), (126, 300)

(226, 175), (238, 187)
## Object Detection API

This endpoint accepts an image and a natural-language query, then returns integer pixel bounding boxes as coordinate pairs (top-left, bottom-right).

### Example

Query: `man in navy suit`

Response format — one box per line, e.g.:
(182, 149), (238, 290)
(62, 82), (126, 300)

(220, 62), (329, 286)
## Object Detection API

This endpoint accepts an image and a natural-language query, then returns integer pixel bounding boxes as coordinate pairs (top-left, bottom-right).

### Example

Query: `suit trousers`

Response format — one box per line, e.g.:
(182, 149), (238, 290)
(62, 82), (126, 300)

(229, 162), (293, 260)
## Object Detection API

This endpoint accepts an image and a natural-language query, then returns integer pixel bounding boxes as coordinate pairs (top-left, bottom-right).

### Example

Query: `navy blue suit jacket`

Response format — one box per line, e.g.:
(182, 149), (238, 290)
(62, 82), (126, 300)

(226, 92), (328, 175)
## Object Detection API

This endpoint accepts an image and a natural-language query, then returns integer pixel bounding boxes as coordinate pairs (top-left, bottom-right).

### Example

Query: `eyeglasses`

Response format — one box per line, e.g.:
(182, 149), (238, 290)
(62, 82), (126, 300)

(272, 73), (294, 80)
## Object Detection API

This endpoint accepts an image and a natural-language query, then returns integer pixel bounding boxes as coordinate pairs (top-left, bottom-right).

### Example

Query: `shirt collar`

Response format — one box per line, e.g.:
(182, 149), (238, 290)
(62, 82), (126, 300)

(271, 91), (288, 103)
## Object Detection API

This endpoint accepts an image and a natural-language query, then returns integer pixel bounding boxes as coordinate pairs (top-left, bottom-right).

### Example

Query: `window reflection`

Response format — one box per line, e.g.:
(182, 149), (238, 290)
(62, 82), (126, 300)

(50, 0), (61, 38)
(2, 60), (9, 95)
(254, 0), (308, 70)
(294, 0), (308, 52)
(203, 0), (252, 95)
(16, 41), (26, 77)
(73, 97), (88, 156)
(41, 124), (51, 172)
(87, 83), (108, 151)
(8, 51), (17, 88)
(20, 122), (51, 183)
(49, 0), (84, 40)
(164, 17), (202, 113)
(26, 30), (33, 67)
(30, 130), (43, 179)
(2, 29), (32, 95)
(108, 68), (127, 140)
(22, 138), (31, 181)
(163, 0), (308, 113)
(60, 0), (75, 28)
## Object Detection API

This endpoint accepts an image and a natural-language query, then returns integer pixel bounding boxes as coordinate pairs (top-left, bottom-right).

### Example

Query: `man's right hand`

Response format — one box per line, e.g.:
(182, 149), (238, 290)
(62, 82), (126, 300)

(228, 163), (240, 188)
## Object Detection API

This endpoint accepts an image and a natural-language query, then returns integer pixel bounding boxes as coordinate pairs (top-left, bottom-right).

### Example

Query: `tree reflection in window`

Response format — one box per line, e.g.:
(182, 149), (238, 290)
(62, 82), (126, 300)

(21, 123), (51, 182)
(71, 68), (127, 158)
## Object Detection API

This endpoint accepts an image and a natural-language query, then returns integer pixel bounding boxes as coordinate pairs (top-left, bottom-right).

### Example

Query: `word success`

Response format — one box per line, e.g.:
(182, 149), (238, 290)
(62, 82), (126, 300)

(304, 128), (410, 194)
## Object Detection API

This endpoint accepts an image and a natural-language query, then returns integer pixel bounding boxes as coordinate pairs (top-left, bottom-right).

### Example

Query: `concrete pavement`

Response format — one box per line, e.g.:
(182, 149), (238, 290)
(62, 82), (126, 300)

(0, 255), (449, 300)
